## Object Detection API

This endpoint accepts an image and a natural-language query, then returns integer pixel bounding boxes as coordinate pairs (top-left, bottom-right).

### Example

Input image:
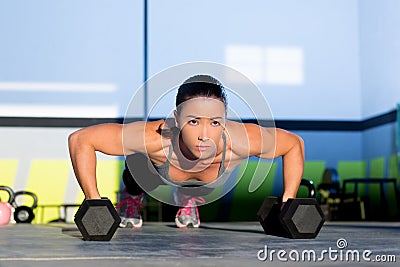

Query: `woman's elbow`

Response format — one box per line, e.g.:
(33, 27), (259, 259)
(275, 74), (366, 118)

(68, 129), (87, 151)
(295, 134), (305, 158)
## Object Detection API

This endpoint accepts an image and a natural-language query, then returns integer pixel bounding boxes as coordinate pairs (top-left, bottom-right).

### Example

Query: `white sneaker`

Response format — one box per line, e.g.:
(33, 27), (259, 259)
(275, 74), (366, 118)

(174, 192), (205, 228)
(116, 191), (144, 228)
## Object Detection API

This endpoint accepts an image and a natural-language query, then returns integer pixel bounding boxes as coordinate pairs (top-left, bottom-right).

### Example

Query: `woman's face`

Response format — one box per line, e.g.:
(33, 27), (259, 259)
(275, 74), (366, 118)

(174, 97), (226, 160)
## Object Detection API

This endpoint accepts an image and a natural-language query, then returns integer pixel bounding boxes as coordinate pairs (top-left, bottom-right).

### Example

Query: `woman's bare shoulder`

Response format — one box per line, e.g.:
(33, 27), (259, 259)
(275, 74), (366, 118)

(123, 120), (167, 154)
(124, 119), (166, 132)
(225, 120), (266, 157)
(225, 120), (261, 138)
(225, 121), (251, 155)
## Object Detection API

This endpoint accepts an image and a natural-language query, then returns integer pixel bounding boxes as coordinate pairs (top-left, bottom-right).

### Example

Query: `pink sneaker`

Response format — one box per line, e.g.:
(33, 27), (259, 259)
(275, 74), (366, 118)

(175, 193), (206, 228)
(116, 191), (144, 228)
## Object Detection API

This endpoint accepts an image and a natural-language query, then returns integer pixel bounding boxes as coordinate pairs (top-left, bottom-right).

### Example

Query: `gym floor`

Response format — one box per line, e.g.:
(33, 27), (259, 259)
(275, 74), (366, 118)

(0, 221), (399, 267)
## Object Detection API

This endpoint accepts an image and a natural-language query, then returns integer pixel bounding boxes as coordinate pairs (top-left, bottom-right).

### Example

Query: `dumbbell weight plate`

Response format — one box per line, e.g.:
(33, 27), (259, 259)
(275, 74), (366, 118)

(280, 198), (325, 239)
(258, 197), (325, 239)
(74, 198), (121, 241)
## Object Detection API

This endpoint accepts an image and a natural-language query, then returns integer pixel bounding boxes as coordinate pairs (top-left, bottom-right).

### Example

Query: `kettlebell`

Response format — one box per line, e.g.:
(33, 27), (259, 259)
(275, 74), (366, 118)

(0, 186), (15, 225)
(13, 191), (38, 223)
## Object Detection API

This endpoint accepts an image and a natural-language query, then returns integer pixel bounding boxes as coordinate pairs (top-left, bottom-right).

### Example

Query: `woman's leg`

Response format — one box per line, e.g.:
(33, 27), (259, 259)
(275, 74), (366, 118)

(118, 153), (165, 228)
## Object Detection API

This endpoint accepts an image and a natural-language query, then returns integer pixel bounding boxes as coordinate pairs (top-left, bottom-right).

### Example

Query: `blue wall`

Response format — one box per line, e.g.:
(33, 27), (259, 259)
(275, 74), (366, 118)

(1, 0), (398, 122)
(272, 129), (363, 194)
(0, 0), (362, 120)
(299, 130), (363, 166)
(359, 0), (400, 170)
(0, 0), (144, 118)
(363, 122), (398, 178)
(359, 0), (400, 119)
(148, 0), (361, 120)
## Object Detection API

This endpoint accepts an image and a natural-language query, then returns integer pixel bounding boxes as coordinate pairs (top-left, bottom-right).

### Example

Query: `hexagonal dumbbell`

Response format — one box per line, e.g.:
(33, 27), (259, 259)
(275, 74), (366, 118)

(74, 198), (121, 241)
(257, 197), (325, 239)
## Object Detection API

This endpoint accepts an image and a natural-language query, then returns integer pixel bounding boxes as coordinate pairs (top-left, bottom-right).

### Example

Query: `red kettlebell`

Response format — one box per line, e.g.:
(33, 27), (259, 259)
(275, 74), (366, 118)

(0, 186), (15, 225)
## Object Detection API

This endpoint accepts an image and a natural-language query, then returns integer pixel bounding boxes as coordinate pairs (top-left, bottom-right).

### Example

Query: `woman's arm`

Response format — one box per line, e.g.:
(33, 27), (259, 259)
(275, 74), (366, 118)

(68, 123), (124, 199)
(250, 125), (305, 202)
(68, 122), (147, 199)
(274, 128), (305, 202)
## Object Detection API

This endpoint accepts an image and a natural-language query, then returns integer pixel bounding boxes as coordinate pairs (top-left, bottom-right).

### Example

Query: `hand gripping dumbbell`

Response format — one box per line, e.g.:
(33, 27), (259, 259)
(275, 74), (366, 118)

(74, 198), (121, 241)
(257, 179), (325, 239)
